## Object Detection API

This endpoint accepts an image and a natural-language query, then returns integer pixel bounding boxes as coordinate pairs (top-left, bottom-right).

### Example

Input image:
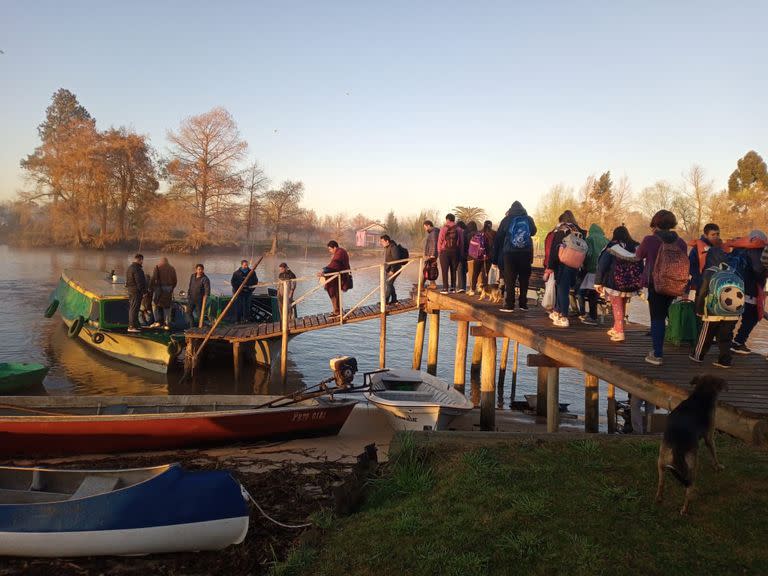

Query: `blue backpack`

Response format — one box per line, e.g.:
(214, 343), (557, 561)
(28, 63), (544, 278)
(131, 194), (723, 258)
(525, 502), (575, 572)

(705, 263), (745, 317)
(504, 217), (532, 252)
(725, 250), (751, 285)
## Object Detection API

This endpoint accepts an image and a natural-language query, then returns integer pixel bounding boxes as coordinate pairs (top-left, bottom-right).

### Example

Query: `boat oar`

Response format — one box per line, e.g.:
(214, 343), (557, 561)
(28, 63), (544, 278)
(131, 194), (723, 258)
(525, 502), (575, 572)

(198, 293), (208, 329)
(187, 255), (264, 374)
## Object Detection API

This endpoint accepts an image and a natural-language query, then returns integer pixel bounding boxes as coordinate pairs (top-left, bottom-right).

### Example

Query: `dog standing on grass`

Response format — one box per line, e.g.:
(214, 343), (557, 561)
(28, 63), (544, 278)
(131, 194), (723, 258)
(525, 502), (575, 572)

(655, 375), (727, 515)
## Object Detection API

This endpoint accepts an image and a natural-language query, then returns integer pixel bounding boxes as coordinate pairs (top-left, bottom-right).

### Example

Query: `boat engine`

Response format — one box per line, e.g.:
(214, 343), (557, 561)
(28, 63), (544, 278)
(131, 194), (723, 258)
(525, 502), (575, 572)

(330, 356), (358, 388)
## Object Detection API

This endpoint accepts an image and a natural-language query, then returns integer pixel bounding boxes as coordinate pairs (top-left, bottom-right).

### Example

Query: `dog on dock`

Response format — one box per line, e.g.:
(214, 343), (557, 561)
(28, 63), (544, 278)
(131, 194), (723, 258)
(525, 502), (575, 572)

(655, 375), (727, 515)
(476, 276), (503, 304)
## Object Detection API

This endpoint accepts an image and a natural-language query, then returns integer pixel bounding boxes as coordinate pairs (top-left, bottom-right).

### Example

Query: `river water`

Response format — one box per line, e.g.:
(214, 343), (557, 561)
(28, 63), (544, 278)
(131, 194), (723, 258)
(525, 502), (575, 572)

(1, 244), (766, 420)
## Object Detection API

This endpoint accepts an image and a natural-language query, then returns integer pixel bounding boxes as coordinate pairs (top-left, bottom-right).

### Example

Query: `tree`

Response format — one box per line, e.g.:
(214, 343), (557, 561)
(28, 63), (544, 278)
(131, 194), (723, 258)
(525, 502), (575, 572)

(165, 107), (248, 241)
(533, 183), (577, 237)
(726, 151), (768, 226)
(323, 212), (350, 244)
(453, 206), (486, 224)
(384, 210), (400, 240)
(681, 164), (713, 236)
(260, 180), (304, 254)
(243, 161), (269, 243)
(580, 171), (614, 228)
(636, 181), (677, 221)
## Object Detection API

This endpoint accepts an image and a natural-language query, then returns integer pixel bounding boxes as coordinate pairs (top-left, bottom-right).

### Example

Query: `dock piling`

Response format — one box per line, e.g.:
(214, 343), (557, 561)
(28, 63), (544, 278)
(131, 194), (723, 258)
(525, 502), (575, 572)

(453, 319), (469, 393)
(426, 311), (440, 376)
(480, 335), (497, 431)
(412, 309), (427, 370)
(379, 264), (387, 368)
(607, 383), (616, 434)
(585, 373), (599, 433)
(546, 367), (560, 433)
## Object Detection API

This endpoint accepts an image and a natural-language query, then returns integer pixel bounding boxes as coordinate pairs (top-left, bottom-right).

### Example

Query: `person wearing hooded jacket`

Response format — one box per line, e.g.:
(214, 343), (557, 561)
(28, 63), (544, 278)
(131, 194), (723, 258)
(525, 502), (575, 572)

(437, 213), (464, 293)
(595, 225), (641, 342)
(578, 224), (608, 325)
(494, 201), (537, 312)
(634, 210), (689, 366)
(546, 210), (586, 326)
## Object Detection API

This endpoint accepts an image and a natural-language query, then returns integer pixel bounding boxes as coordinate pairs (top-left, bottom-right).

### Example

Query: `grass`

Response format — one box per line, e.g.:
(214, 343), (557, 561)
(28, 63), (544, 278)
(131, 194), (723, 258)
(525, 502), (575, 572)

(271, 434), (768, 576)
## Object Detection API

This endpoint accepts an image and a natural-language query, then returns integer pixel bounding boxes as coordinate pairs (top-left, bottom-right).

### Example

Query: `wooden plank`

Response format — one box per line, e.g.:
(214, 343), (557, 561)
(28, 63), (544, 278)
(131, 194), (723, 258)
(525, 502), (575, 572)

(450, 313), (475, 322)
(526, 354), (566, 368)
(470, 326), (503, 338)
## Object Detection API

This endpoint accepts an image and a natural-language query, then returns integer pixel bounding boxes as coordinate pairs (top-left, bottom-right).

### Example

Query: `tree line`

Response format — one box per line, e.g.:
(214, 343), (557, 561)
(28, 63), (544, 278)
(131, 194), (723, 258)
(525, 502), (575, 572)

(1, 88), (766, 253)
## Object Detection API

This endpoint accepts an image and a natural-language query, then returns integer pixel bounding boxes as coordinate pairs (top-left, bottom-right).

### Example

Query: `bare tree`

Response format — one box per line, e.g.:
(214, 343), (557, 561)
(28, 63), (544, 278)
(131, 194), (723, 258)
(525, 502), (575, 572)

(636, 180), (677, 221)
(165, 107), (247, 242)
(243, 161), (269, 243)
(260, 180), (305, 254)
(533, 183), (577, 236)
(682, 164), (714, 235)
(322, 212), (351, 243)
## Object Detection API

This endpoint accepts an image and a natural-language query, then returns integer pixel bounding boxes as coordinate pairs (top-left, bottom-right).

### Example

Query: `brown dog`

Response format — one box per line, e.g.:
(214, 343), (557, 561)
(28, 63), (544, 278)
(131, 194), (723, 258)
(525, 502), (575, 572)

(655, 375), (727, 515)
(476, 275), (503, 304)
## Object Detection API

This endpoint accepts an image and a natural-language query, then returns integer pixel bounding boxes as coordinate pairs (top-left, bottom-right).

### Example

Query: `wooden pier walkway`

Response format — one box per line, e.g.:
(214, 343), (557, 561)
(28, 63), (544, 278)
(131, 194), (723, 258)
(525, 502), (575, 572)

(419, 290), (768, 445)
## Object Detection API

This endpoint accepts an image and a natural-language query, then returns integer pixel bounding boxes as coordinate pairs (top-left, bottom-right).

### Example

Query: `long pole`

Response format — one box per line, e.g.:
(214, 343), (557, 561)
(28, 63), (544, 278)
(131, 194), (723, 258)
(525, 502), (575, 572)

(189, 255), (264, 372)
(379, 264), (387, 368)
(280, 280), (290, 386)
(198, 294), (208, 329)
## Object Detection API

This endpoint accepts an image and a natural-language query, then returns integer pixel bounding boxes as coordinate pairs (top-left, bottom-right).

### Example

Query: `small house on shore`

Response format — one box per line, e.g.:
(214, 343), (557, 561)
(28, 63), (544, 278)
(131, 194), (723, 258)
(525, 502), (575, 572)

(355, 222), (387, 248)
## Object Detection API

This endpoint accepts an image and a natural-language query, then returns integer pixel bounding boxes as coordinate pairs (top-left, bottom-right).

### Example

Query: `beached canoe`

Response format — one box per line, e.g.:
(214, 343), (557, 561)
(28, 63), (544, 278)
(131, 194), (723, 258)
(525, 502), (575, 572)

(0, 463), (249, 557)
(363, 368), (473, 431)
(0, 363), (48, 393)
(0, 394), (357, 456)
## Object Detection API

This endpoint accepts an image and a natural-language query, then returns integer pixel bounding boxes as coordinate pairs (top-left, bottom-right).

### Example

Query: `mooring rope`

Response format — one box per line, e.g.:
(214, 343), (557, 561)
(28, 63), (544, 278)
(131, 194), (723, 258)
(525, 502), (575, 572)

(242, 487), (312, 530)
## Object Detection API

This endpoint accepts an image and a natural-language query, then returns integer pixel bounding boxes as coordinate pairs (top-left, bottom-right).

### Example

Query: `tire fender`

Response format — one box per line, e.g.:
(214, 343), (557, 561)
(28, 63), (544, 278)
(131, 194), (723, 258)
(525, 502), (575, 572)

(67, 316), (85, 339)
(44, 299), (59, 318)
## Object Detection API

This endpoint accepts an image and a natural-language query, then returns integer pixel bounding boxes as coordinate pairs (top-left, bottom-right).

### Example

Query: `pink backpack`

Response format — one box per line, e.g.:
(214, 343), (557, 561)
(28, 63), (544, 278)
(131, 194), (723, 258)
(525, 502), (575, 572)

(558, 228), (588, 269)
(652, 241), (689, 296)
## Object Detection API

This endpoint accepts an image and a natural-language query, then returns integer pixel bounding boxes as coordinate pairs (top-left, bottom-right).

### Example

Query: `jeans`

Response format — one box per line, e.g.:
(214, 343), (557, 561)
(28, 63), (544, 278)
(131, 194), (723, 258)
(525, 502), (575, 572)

(385, 276), (397, 304)
(502, 251), (533, 309)
(235, 291), (252, 323)
(439, 250), (459, 291)
(152, 286), (174, 325)
(734, 302), (760, 346)
(579, 289), (598, 320)
(648, 286), (674, 357)
(186, 300), (203, 327)
(128, 289), (142, 329)
(555, 264), (577, 315)
(457, 258), (467, 291)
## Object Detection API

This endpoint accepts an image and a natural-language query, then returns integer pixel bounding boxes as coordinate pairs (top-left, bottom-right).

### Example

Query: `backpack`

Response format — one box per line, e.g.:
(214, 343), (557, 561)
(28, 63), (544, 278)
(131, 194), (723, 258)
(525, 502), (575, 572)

(504, 216), (532, 252)
(613, 259), (643, 293)
(423, 260), (438, 281)
(705, 263), (745, 317)
(652, 240), (689, 297)
(557, 228), (588, 269)
(726, 250), (751, 285)
(468, 232), (488, 260)
(444, 226), (458, 249)
(397, 244), (409, 260)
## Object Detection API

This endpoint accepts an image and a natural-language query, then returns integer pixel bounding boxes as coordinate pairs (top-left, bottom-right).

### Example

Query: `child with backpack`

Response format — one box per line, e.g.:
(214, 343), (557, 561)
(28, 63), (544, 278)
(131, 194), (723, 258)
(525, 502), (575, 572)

(494, 201), (537, 312)
(437, 213), (464, 293)
(468, 221), (495, 293)
(723, 230), (768, 355)
(594, 226), (642, 342)
(546, 210), (586, 327)
(689, 262), (745, 368)
(579, 224), (609, 326)
(634, 210), (690, 366)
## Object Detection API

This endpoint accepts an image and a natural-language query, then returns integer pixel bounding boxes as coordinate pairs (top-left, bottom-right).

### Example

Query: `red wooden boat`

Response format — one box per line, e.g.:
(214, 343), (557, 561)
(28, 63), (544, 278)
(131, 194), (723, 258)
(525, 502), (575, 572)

(0, 395), (357, 457)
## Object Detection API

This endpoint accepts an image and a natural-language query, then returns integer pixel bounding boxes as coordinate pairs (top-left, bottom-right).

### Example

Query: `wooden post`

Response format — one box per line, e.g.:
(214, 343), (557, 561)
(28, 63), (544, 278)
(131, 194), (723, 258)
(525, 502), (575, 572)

(480, 336), (497, 431)
(338, 274), (343, 325)
(496, 338), (510, 408)
(585, 372), (599, 433)
(546, 367), (560, 433)
(198, 294), (208, 328)
(412, 309), (427, 370)
(510, 341), (519, 406)
(426, 311), (440, 376)
(470, 337), (482, 406)
(536, 367), (547, 417)
(233, 341), (242, 383)
(453, 320), (469, 393)
(280, 280), (290, 387)
(379, 264), (387, 368)
(416, 256), (424, 307)
(607, 383), (616, 434)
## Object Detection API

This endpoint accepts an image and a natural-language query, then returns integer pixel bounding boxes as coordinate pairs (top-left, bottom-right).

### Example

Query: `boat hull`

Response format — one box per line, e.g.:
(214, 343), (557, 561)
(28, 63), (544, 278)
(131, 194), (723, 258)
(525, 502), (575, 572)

(0, 364), (49, 394)
(0, 464), (249, 557)
(0, 396), (356, 456)
(365, 398), (466, 431)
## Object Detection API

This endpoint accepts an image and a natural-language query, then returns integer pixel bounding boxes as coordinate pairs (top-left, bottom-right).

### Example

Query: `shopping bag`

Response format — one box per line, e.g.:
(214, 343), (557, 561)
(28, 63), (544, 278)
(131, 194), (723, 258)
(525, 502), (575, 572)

(542, 274), (556, 310)
(488, 265), (500, 285)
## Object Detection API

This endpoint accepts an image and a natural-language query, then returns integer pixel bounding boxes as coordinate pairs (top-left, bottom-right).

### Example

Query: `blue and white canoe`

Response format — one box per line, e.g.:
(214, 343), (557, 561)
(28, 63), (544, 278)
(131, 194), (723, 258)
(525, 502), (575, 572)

(0, 463), (249, 557)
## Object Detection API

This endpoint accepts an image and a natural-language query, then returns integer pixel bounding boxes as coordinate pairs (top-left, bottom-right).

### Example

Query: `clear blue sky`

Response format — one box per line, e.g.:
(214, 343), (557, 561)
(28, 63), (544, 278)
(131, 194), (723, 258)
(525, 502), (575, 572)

(1, 0), (766, 223)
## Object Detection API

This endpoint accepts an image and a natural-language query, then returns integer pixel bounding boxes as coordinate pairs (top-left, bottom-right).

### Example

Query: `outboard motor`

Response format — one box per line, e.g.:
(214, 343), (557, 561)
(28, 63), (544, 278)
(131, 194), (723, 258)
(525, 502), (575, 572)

(329, 356), (358, 388)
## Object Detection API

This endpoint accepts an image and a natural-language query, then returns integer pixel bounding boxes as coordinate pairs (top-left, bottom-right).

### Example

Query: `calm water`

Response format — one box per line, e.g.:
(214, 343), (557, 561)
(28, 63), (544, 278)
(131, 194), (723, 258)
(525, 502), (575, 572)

(1, 244), (766, 420)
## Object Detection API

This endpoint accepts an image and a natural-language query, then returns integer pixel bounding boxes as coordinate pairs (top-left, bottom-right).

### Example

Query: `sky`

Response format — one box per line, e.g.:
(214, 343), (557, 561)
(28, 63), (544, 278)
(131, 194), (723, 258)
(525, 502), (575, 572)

(1, 0), (767, 223)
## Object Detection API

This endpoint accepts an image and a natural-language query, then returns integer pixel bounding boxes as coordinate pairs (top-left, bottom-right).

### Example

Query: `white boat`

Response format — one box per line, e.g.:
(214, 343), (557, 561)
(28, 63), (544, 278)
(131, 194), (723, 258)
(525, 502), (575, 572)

(0, 464), (249, 557)
(363, 368), (473, 431)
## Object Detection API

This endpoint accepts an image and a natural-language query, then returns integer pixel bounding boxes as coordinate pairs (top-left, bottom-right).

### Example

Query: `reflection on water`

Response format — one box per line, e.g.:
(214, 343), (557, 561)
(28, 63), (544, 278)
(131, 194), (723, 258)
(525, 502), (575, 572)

(1, 244), (766, 419)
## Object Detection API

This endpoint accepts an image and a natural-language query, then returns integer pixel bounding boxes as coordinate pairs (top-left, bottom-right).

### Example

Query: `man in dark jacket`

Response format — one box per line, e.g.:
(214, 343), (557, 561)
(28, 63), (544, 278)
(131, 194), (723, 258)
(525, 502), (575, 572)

(125, 253), (147, 332)
(380, 234), (401, 304)
(277, 262), (298, 319)
(231, 259), (258, 323)
(149, 257), (178, 329)
(494, 201), (537, 312)
(422, 220), (440, 289)
(727, 230), (768, 354)
(187, 263), (211, 327)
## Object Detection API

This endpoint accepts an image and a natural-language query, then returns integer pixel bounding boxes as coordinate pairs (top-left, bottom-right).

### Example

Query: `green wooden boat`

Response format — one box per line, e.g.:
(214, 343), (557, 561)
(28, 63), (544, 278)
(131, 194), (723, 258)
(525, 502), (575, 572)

(0, 363), (49, 393)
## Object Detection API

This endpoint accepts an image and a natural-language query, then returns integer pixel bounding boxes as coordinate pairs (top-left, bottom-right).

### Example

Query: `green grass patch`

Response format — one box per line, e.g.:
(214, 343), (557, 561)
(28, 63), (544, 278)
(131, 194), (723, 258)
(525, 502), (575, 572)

(273, 435), (768, 576)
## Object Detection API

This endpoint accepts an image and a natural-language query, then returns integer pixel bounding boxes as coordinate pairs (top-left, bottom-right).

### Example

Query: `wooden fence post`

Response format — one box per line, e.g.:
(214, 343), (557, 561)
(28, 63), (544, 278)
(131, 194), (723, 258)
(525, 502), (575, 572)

(585, 373), (599, 433)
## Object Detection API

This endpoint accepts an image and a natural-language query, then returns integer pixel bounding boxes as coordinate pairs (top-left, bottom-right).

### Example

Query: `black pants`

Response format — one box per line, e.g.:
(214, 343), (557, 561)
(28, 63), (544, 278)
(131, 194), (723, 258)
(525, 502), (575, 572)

(579, 289), (599, 320)
(128, 289), (142, 329)
(439, 250), (459, 291)
(457, 258), (467, 291)
(502, 251), (532, 308)
(648, 286), (674, 357)
(470, 259), (490, 291)
(385, 277), (397, 304)
(692, 319), (737, 363)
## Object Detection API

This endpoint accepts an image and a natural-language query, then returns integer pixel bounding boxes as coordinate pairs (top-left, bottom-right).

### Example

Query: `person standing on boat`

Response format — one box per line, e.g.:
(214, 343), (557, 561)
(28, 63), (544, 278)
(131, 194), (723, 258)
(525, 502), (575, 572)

(231, 259), (258, 323)
(187, 263), (211, 327)
(149, 257), (177, 330)
(318, 240), (350, 317)
(277, 262), (297, 319)
(125, 254), (147, 333)
(379, 234), (401, 305)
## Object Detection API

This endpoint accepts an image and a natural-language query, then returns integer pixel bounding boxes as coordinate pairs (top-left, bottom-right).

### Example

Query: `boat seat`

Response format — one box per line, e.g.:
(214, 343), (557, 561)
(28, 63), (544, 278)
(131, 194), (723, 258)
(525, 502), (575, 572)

(0, 488), (71, 504)
(375, 391), (434, 402)
(69, 475), (120, 500)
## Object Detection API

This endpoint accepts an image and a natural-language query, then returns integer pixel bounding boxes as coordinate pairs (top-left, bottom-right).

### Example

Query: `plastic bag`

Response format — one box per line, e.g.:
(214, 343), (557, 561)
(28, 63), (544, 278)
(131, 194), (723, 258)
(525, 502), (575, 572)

(488, 265), (500, 285)
(542, 274), (556, 310)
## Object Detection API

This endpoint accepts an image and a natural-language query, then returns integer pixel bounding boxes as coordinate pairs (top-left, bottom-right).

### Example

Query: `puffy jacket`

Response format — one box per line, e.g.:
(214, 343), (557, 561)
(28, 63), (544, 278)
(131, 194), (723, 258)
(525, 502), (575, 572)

(125, 262), (147, 292)
(494, 201), (538, 262)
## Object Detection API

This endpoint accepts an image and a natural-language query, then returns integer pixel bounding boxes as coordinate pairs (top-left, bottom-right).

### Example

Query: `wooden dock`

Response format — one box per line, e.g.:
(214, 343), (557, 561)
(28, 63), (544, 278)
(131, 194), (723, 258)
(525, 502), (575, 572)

(418, 290), (768, 445)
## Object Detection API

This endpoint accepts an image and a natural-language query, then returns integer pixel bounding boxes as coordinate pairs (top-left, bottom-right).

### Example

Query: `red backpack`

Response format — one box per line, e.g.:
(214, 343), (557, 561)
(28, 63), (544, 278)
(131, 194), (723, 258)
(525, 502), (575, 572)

(652, 241), (689, 297)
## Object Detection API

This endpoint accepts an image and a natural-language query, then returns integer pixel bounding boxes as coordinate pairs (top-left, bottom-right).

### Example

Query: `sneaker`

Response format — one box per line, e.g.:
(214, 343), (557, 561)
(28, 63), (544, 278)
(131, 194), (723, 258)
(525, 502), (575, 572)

(549, 311), (560, 321)
(467, 290), (475, 296)
(500, 308), (515, 313)
(713, 359), (732, 369)
(688, 354), (702, 363)
(578, 314), (587, 322)
(582, 317), (598, 326)
(127, 327), (141, 333)
(457, 288), (465, 293)
(519, 305), (529, 311)
(607, 328), (618, 337)
(553, 316), (570, 328)
(730, 343), (751, 355)
(440, 290), (449, 294)
(449, 288), (456, 293)
(163, 325), (171, 331)
(149, 322), (161, 328)
(610, 333), (625, 342)
(645, 352), (663, 366)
